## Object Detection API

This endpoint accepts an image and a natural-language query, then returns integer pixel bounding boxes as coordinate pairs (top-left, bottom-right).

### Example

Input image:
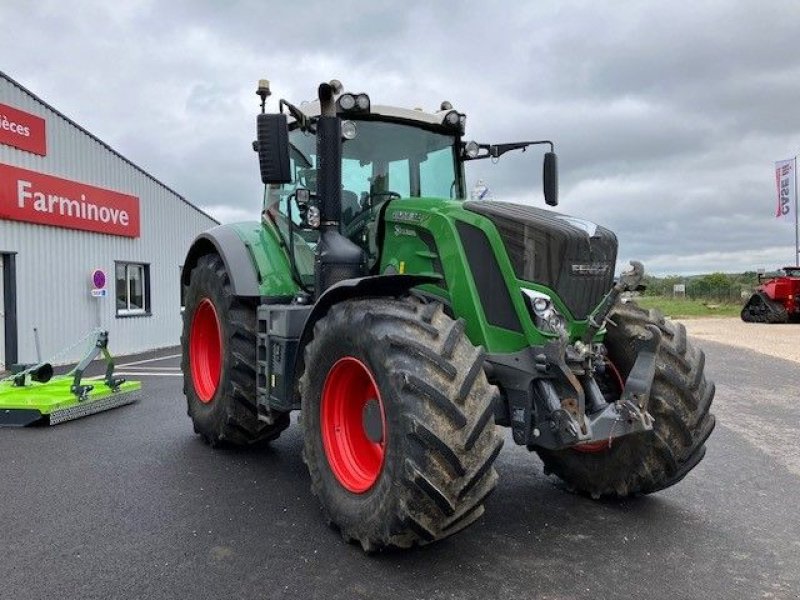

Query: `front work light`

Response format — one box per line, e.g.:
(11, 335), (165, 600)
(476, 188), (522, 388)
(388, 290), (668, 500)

(341, 120), (357, 140)
(338, 93), (356, 111)
(442, 110), (466, 134)
(337, 92), (370, 113)
(306, 205), (321, 229)
(443, 110), (460, 126)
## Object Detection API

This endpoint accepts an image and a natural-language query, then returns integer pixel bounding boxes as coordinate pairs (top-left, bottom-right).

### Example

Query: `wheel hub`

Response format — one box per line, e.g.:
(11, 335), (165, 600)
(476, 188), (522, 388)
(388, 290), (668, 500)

(362, 398), (384, 444)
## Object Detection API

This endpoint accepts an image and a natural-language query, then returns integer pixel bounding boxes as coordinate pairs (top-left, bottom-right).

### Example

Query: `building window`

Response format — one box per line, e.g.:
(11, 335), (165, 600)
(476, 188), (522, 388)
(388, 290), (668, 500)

(116, 262), (151, 317)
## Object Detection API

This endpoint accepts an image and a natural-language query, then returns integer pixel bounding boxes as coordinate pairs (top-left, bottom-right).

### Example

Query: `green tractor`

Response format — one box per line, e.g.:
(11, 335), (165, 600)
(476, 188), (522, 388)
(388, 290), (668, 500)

(180, 79), (715, 551)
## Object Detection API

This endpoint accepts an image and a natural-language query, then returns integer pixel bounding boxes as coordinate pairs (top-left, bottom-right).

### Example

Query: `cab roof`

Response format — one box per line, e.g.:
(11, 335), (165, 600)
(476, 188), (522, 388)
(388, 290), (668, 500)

(292, 100), (456, 129)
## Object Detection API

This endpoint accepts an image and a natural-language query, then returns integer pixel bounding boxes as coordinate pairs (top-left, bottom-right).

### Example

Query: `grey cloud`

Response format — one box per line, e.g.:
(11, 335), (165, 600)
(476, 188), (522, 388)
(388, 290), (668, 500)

(2, 0), (799, 275)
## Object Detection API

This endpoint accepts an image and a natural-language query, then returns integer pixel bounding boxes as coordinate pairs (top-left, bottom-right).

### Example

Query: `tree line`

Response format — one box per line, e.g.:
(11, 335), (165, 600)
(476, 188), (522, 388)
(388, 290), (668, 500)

(641, 272), (772, 303)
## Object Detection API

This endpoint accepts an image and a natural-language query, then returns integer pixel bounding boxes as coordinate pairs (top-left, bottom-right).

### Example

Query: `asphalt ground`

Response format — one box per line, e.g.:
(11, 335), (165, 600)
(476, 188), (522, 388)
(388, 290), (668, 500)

(1, 340), (799, 600)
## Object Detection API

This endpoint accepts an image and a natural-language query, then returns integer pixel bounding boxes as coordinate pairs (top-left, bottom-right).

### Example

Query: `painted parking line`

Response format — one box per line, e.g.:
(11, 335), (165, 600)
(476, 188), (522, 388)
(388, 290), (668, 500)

(115, 371), (183, 377)
(117, 353), (182, 368)
(117, 366), (180, 371)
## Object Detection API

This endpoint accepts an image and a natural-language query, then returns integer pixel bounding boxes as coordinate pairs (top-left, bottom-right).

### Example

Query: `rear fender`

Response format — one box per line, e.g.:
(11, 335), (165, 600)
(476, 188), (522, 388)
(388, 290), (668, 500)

(181, 223), (299, 298)
(182, 225), (261, 297)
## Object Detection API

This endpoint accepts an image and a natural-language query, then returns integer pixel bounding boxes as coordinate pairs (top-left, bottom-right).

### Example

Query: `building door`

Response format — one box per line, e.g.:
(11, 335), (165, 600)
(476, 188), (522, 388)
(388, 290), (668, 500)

(0, 253), (18, 372)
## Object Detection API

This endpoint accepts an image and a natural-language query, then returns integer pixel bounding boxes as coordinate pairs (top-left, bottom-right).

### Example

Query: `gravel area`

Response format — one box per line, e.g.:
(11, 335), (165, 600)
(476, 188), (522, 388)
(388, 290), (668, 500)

(677, 317), (800, 364)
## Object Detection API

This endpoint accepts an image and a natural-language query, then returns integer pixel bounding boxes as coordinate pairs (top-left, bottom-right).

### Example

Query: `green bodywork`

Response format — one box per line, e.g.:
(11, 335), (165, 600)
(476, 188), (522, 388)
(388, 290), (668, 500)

(228, 197), (597, 356)
(379, 197), (595, 354)
(380, 198), (560, 353)
(229, 221), (303, 298)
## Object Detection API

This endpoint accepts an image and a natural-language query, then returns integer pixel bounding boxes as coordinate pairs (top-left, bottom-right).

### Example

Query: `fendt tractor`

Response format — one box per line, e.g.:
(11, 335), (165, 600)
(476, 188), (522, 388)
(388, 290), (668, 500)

(741, 266), (800, 323)
(180, 79), (716, 551)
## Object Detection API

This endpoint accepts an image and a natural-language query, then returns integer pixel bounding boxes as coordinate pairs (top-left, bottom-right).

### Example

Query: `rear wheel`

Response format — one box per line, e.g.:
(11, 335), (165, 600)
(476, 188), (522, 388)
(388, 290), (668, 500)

(536, 302), (715, 498)
(300, 298), (503, 551)
(181, 254), (289, 446)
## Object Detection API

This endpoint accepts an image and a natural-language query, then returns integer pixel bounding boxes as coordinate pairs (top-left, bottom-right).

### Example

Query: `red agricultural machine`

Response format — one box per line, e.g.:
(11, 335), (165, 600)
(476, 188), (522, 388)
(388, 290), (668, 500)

(741, 267), (800, 323)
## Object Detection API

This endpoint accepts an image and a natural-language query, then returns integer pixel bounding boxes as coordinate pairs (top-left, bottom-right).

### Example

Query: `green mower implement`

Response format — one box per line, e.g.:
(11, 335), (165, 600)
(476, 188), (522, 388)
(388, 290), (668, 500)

(179, 78), (716, 551)
(0, 330), (141, 426)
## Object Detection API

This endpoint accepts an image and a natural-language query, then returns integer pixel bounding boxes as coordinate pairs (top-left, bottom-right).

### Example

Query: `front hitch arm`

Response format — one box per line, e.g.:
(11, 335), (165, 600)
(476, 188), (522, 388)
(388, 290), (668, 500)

(576, 324), (660, 449)
(582, 260), (645, 344)
(618, 324), (660, 416)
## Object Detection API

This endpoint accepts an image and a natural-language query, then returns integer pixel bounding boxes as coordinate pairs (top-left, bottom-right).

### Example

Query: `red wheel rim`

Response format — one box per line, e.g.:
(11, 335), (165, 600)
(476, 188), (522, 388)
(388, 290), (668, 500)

(573, 439), (613, 453)
(321, 357), (386, 494)
(189, 298), (222, 404)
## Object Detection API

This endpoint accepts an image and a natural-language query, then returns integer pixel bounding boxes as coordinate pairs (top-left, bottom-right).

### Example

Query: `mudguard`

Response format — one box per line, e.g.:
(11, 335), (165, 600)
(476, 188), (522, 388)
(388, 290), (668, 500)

(294, 273), (438, 375)
(182, 224), (262, 297)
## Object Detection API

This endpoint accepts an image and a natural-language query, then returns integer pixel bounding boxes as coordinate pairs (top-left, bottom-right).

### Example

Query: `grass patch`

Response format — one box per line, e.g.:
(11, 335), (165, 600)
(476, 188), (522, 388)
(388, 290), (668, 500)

(632, 296), (741, 319)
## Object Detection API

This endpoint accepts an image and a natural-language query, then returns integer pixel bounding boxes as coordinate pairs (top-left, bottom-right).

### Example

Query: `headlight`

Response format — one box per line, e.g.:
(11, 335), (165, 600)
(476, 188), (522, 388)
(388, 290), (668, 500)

(532, 297), (549, 314)
(522, 289), (567, 337)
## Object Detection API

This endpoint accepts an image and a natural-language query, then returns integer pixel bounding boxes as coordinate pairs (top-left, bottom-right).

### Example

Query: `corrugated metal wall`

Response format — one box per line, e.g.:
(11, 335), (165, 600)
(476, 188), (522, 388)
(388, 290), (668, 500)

(0, 73), (218, 365)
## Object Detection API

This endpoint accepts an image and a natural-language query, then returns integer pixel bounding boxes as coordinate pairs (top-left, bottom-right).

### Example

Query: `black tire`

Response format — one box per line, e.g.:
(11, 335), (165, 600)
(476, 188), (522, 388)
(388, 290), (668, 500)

(300, 298), (503, 551)
(181, 254), (289, 446)
(536, 302), (715, 498)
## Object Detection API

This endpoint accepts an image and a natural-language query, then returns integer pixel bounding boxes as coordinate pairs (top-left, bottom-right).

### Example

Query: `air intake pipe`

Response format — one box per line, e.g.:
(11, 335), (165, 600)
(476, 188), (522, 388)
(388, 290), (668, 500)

(313, 81), (365, 295)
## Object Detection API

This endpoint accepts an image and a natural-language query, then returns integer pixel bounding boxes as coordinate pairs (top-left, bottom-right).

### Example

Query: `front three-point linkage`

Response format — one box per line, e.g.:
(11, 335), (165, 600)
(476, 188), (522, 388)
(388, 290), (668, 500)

(531, 261), (657, 451)
(580, 261), (657, 443)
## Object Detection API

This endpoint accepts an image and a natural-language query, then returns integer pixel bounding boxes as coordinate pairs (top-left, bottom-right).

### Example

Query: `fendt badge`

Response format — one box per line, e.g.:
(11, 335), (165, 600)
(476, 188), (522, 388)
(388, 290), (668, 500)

(571, 263), (610, 276)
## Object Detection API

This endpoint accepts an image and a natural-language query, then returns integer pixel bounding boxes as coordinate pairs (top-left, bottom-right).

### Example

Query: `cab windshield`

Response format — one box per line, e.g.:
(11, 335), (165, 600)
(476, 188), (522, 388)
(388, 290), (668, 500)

(271, 120), (462, 218)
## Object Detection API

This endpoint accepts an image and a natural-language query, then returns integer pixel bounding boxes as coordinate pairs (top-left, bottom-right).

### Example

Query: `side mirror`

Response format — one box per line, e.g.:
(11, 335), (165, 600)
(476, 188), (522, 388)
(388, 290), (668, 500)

(543, 152), (558, 207)
(255, 113), (291, 184)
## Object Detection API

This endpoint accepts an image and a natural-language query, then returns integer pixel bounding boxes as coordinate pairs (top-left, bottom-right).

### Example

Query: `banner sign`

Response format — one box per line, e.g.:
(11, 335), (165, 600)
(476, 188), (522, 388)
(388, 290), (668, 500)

(0, 163), (140, 237)
(0, 103), (46, 156)
(774, 158), (796, 220)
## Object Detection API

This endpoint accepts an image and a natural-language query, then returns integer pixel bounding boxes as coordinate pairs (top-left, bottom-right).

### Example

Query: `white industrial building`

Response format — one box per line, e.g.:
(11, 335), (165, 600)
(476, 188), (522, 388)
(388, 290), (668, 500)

(0, 71), (218, 370)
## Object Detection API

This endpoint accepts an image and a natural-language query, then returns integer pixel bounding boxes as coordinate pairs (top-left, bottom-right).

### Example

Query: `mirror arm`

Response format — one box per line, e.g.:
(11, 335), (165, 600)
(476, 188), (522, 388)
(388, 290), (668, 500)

(490, 140), (554, 158)
(461, 140), (555, 161)
(279, 99), (309, 130)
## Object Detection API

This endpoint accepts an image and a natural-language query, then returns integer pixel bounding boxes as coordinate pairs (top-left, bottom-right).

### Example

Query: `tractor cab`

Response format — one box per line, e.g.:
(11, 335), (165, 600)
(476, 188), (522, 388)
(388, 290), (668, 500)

(256, 81), (558, 292)
(266, 102), (466, 276)
(781, 266), (800, 278)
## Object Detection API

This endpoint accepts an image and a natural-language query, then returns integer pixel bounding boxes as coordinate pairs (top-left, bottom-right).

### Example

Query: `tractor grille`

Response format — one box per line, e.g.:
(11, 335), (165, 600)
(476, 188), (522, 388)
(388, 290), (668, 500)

(464, 201), (618, 319)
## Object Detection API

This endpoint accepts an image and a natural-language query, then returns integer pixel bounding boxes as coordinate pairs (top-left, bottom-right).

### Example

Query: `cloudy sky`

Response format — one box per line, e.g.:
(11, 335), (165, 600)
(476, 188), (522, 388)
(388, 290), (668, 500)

(2, 0), (799, 275)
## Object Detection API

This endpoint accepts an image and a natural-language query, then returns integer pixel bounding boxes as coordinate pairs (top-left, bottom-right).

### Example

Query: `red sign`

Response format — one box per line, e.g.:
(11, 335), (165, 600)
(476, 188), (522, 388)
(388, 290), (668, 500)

(0, 103), (46, 156)
(0, 163), (140, 237)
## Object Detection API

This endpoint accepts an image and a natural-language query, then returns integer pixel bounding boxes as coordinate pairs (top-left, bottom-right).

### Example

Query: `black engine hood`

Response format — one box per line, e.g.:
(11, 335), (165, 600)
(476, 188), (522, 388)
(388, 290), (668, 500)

(464, 201), (618, 319)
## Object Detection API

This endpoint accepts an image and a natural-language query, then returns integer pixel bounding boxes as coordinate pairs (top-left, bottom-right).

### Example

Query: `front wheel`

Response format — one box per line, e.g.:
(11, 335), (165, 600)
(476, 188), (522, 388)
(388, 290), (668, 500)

(300, 298), (503, 551)
(536, 302), (716, 498)
(181, 254), (289, 446)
